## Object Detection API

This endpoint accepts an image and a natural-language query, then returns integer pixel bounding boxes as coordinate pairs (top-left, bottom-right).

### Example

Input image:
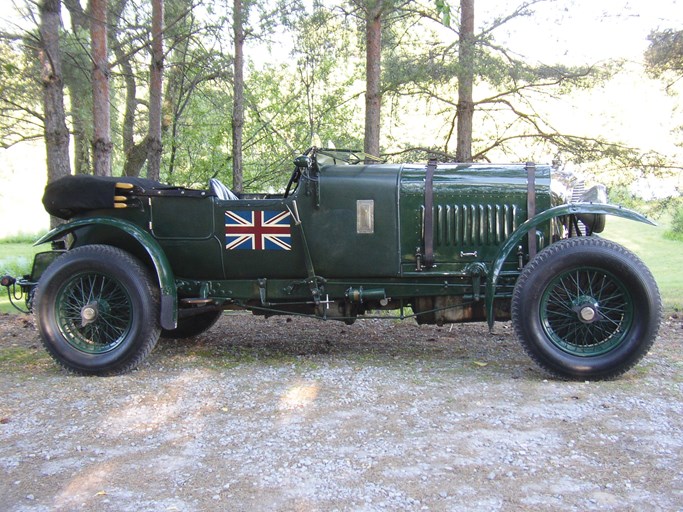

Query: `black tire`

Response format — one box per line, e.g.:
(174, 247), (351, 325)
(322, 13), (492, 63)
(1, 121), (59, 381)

(161, 310), (222, 339)
(34, 245), (161, 376)
(512, 237), (661, 380)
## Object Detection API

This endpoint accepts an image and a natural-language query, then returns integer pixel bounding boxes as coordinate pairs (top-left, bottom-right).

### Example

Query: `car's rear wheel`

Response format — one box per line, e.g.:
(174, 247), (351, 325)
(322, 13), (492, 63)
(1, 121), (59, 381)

(512, 237), (661, 380)
(34, 245), (160, 375)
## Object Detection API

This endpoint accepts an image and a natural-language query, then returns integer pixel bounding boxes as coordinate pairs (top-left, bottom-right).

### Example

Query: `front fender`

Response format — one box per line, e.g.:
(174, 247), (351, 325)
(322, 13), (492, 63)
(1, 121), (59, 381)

(485, 203), (655, 329)
(35, 217), (177, 330)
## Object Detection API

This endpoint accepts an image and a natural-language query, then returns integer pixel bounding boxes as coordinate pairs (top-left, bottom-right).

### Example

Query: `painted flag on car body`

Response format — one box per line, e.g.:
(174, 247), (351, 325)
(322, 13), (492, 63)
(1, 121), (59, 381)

(225, 210), (292, 250)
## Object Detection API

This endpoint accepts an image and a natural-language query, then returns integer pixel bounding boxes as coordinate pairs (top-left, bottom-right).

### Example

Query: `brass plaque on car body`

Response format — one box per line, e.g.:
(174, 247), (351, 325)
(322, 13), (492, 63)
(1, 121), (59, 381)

(357, 199), (374, 234)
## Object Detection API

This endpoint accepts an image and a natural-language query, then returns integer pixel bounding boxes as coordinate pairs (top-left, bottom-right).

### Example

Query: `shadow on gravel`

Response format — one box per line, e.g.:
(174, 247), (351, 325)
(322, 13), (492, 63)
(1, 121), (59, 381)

(151, 313), (549, 380)
(2, 311), (681, 382)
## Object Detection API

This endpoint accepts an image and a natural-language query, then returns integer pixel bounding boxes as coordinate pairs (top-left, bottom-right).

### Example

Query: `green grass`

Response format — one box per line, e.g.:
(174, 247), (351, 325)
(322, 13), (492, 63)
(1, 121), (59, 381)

(601, 215), (683, 311)
(0, 241), (43, 314)
(0, 231), (47, 244)
(0, 346), (51, 371)
(0, 242), (42, 275)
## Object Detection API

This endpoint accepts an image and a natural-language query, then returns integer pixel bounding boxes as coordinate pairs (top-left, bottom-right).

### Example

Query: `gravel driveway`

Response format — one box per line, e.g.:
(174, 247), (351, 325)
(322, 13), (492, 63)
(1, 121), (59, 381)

(1, 312), (681, 511)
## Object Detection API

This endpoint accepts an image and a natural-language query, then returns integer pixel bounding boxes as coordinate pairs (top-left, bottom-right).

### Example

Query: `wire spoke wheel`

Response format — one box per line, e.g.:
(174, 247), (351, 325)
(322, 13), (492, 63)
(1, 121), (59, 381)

(35, 245), (161, 375)
(56, 272), (133, 354)
(541, 267), (633, 356)
(512, 237), (661, 380)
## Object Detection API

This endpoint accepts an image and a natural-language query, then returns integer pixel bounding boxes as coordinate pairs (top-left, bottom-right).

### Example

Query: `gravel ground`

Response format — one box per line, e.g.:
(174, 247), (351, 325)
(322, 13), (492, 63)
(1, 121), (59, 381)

(0, 311), (681, 512)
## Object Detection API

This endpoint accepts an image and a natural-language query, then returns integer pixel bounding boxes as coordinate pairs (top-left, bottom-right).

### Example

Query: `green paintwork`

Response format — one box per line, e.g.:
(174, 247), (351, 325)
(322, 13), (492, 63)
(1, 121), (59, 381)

(398, 162), (551, 274)
(30, 154), (655, 328)
(35, 216), (177, 329)
(26, 150), (663, 378)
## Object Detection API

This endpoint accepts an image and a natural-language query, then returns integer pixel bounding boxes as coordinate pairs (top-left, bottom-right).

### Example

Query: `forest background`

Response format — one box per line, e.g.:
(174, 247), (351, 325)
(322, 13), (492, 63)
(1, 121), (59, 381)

(0, 0), (681, 236)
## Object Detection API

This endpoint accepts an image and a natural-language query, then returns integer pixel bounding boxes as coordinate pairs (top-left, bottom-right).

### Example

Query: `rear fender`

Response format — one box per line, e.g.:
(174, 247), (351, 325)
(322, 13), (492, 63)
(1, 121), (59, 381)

(485, 203), (655, 329)
(35, 217), (177, 330)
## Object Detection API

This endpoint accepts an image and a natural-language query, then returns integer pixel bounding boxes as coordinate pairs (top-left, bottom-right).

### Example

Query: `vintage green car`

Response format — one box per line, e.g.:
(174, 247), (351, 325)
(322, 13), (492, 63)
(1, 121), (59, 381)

(7, 148), (661, 379)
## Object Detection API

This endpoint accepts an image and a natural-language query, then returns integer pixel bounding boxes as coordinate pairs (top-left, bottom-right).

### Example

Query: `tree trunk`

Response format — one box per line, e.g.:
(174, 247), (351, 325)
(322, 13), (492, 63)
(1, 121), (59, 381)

(39, 0), (71, 228)
(70, 112), (91, 175)
(111, 45), (144, 177)
(62, 0), (91, 175)
(90, 0), (112, 176)
(232, 0), (245, 193)
(147, 0), (164, 181)
(455, 0), (475, 162)
(103, 0), (148, 178)
(364, 4), (382, 162)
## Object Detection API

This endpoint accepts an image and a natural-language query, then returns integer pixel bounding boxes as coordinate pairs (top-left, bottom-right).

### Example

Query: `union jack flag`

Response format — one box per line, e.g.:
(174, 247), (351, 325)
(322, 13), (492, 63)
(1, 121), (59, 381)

(225, 210), (292, 250)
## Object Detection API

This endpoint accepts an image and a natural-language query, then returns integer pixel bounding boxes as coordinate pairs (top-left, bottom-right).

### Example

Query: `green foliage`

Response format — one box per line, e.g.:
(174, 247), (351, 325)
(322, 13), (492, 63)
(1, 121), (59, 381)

(382, 45), (460, 91)
(1, 0), (676, 192)
(156, 2), (234, 185)
(645, 29), (683, 83)
(607, 185), (641, 210)
(664, 204), (683, 242)
(608, 186), (683, 223)
(377, 2), (640, 168)
(161, 81), (233, 188)
(0, 38), (43, 149)
(435, 0), (451, 27)
(160, 1), (364, 193)
(645, 28), (683, 152)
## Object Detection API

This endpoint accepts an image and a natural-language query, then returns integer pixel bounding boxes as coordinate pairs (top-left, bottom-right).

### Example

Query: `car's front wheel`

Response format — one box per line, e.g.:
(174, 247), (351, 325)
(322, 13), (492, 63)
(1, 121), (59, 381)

(512, 237), (661, 380)
(34, 245), (161, 375)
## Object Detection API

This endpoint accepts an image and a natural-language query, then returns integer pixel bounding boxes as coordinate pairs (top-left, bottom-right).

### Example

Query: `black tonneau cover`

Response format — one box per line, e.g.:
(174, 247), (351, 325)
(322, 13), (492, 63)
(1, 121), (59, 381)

(42, 175), (204, 219)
